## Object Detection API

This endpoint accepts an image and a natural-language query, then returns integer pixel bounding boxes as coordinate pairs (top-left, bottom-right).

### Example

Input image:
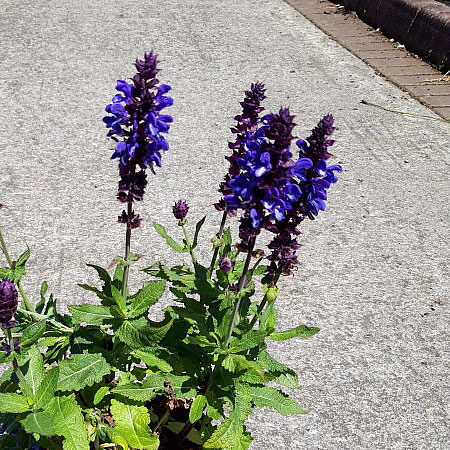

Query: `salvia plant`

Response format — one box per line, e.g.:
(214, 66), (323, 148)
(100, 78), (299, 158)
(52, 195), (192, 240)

(0, 52), (342, 449)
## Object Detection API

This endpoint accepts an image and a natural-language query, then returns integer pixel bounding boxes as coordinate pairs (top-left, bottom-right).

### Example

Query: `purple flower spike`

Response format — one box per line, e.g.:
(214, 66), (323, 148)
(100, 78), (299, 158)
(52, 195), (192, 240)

(0, 280), (18, 328)
(103, 52), (173, 229)
(173, 200), (189, 220)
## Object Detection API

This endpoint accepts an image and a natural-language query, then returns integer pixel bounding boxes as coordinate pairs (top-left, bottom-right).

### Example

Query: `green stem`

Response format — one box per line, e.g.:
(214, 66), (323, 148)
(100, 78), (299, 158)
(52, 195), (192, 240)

(0, 226), (34, 312)
(223, 237), (256, 346)
(153, 407), (170, 434)
(121, 201), (133, 298)
(208, 211), (228, 277)
(5, 328), (28, 394)
(248, 270), (282, 330)
(181, 223), (197, 266)
(176, 237), (256, 446)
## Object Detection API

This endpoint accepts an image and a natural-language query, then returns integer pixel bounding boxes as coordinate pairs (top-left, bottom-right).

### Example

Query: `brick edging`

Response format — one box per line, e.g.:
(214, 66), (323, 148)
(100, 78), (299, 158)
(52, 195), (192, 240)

(329, 0), (450, 73)
(284, 0), (450, 120)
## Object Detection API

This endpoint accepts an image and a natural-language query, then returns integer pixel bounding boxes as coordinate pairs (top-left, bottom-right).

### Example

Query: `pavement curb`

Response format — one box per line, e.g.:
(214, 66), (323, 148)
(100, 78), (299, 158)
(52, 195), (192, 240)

(329, 0), (450, 72)
(284, 0), (450, 120)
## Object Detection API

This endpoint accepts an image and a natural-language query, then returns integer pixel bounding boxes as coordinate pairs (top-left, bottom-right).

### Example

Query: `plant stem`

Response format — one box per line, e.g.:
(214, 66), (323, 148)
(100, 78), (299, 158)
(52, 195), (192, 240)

(5, 328), (28, 394)
(223, 237), (255, 346)
(176, 237), (256, 447)
(153, 407), (170, 434)
(248, 269), (282, 329)
(121, 201), (133, 298)
(208, 211), (228, 277)
(0, 226), (34, 312)
(181, 223), (197, 266)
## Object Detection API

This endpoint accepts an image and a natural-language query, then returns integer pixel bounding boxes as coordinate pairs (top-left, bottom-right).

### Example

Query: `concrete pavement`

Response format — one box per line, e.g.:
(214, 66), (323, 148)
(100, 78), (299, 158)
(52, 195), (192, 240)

(1, 0), (449, 448)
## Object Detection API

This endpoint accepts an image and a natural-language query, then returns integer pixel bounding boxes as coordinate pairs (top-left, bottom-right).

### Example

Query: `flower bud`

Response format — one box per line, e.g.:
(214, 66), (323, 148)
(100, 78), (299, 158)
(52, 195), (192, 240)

(0, 280), (18, 327)
(219, 256), (233, 273)
(172, 200), (189, 220)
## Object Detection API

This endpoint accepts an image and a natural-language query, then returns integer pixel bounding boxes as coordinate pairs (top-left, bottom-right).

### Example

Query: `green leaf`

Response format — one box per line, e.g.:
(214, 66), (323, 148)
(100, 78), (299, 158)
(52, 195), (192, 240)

(203, 384), (252, 449)
(35, 367), (59, 409)
(21, 320), (47, 347)
(163, 374), (198, 398)
(112, 382), (157, 403)
(166, 422), (203, 445)
(229, 331), (266, 353)
(93, 386), (110, 405)
(68, 304), (113, 325)
(133, 348), (173, 372)
(269, 325), (320, 341)
(22, 346), (45, 399)
(189, 395), (207, 422)
(192, 216), (206, 250)
(45, 395), (89, 450)
(224, 355), (265, 382)
(57, 353), (111, 392)
(110, 399), (159, 450)
(259, 304), (277, 333)
(128, 280), (166, 318)
(16, 249), (30, 267)
(87, 264), (111, 295)
(116, 314), (173, 349)
(154, 223), (187, 253)
(0, 268), (11, 278)
(111, 285), (127, 313)
(0, 393), (30, 412)
(20, 411), (55, 436)
(257, 350), (298, 388)
(249, 385), (306, 415)
(77, 284), (111, 303)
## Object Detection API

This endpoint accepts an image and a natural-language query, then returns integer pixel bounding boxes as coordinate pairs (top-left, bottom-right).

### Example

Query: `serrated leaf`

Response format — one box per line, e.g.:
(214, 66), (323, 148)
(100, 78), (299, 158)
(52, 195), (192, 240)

(192, 216), (206, 250)
(128, 280), (166, 318)
(133, 348), (173, 372)
(269, 325), (320, 341)
(21, 320), (47, 347)
(154, 223), (187, 253)
(112, 382), (157, 403)
(35, 367), (59, 409)
(77, 284), (111, 302)
(57, 353), (111, 392)
(257, 350), (298, 388)
(68, 304), (113, 325)
(22, 346), (45, 399)
(259, 304), (277, 333)
(20, 411), (55, 436)
(116, 314), (173, 349)
(203, 384), (251, 449)
(0, 393), (30, 412)
(111, 285), (126, 312)
(16, 249), (30, 267)
(163, 374), (198, 398)
(249, 385), (306, 415)
(87, 264), (111, 295)
(110, 399), (159, 450)
(189, 395), (207, 422)
(45, 395), (89, 450)
(229, 331), (266, 353)
(226, 355), (265, 381)
(93, 386), (110, 405)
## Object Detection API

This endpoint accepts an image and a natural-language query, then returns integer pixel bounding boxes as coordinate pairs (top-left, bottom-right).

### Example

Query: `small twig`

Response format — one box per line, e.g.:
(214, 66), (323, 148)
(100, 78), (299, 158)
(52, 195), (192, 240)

(361, 99), (450, 122)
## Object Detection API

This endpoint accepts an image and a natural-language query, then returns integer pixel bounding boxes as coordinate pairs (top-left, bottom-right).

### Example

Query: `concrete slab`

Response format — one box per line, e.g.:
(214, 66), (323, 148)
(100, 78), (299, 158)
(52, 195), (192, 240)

(1, 0), (449, 448)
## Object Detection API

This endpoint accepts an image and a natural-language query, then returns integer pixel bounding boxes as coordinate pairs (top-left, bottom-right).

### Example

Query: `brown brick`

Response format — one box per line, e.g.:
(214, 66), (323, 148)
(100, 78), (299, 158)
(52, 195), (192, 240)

(388, 74), (438, 86)
(407, 84), (450, 97)
(378, 65), (440, 76)
(345, 41), (395, 52)
(421, 96), (450, 108)
(360, 50), (411, 60)
(432, 107), (450, 121)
